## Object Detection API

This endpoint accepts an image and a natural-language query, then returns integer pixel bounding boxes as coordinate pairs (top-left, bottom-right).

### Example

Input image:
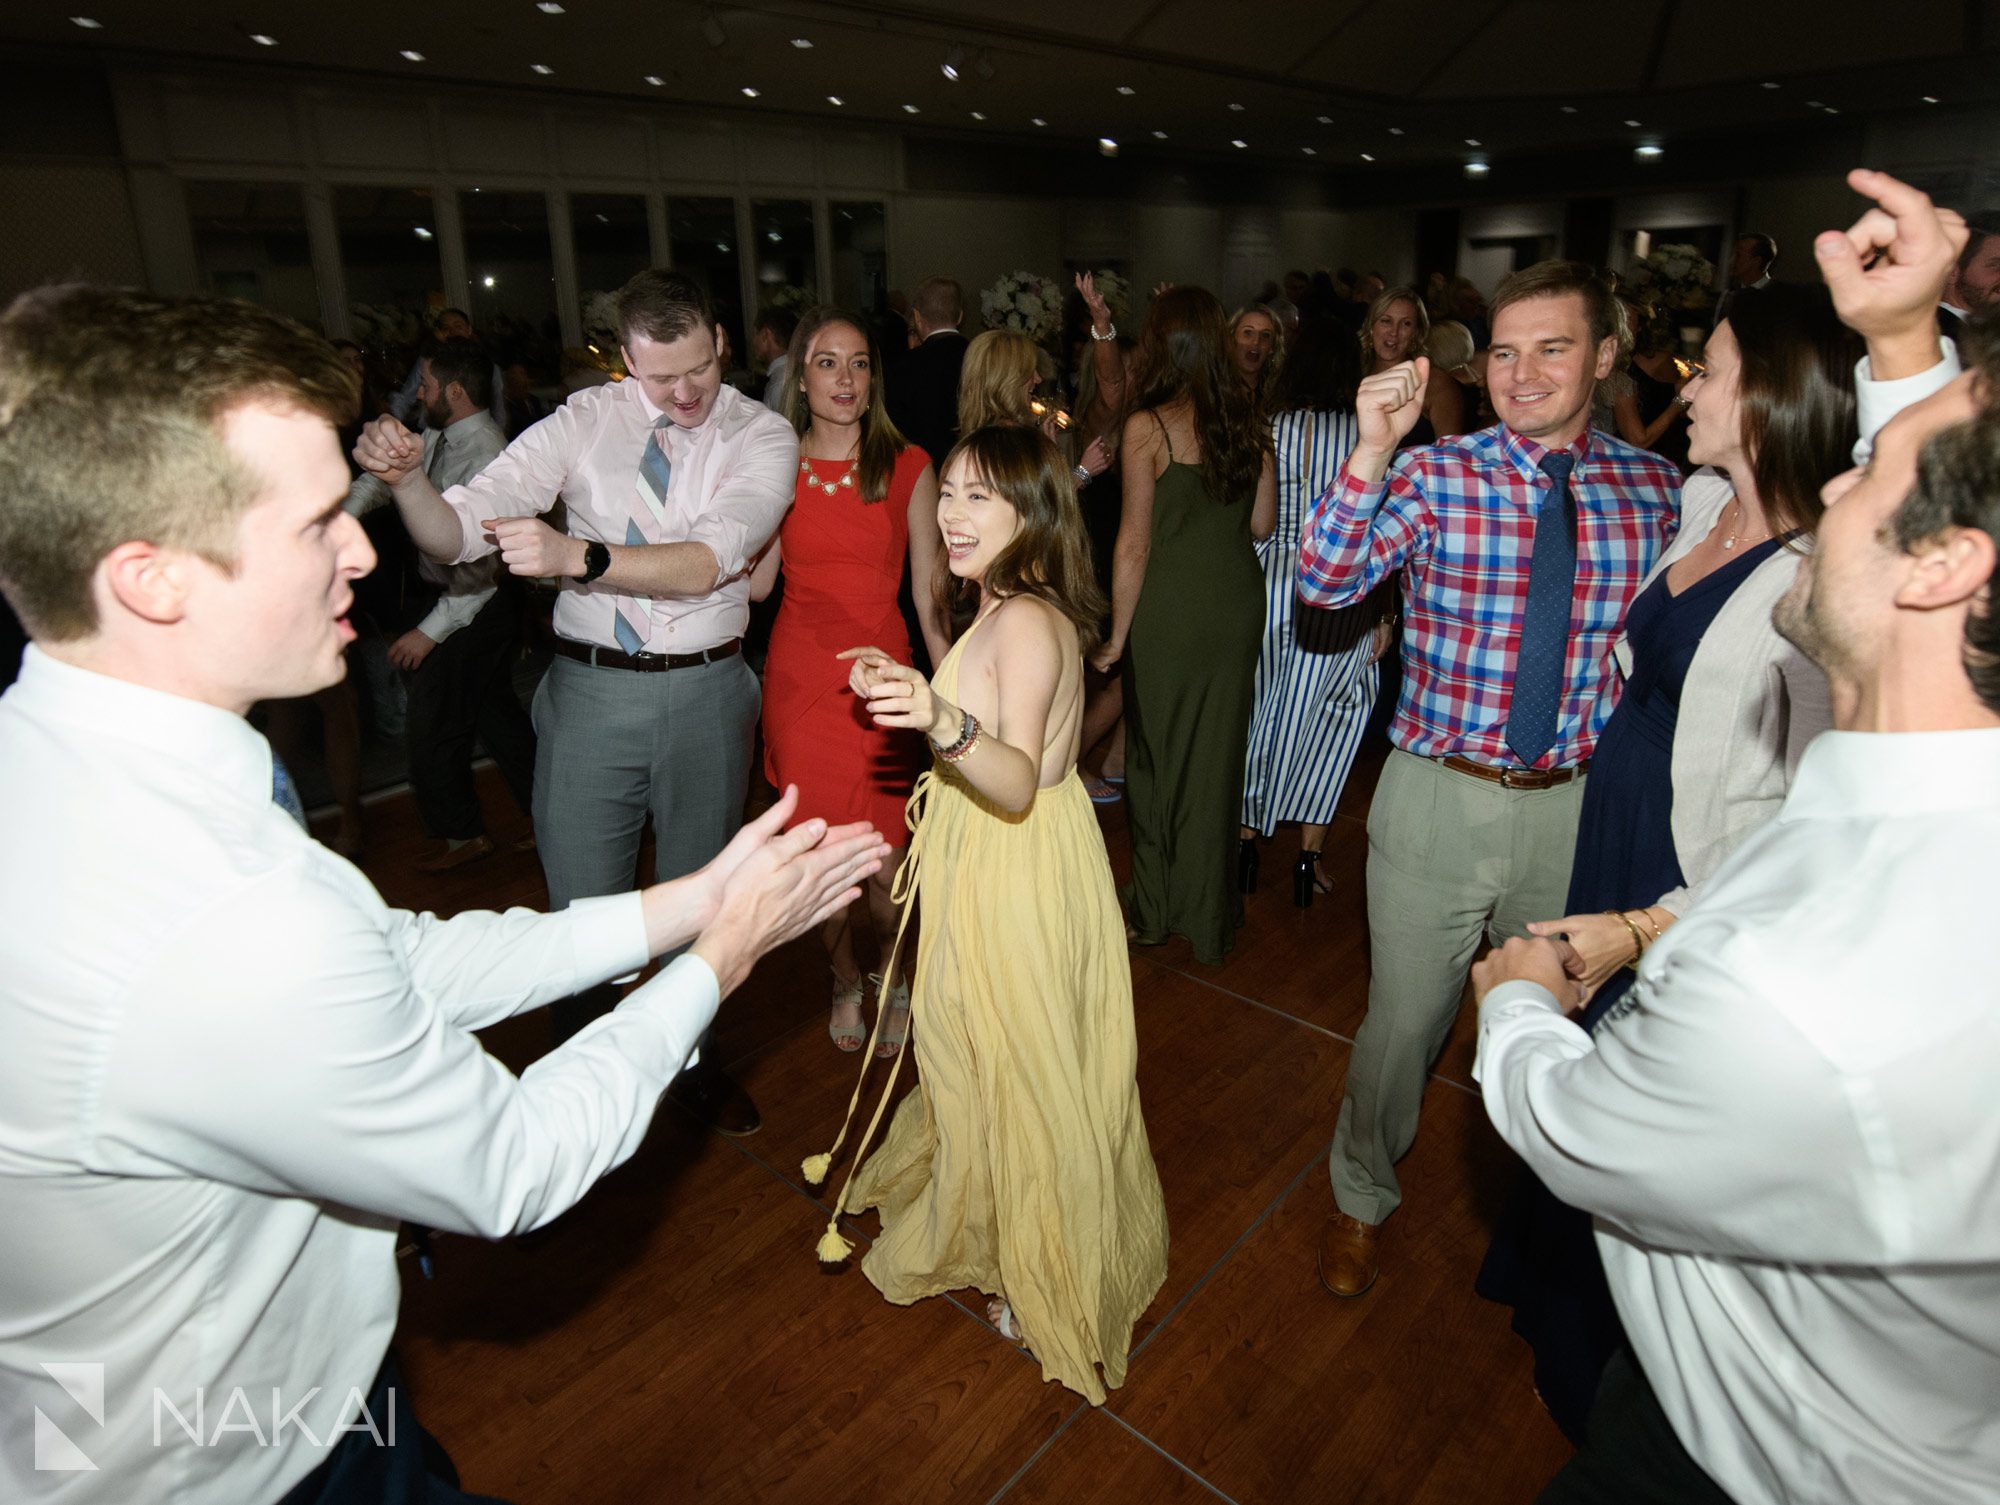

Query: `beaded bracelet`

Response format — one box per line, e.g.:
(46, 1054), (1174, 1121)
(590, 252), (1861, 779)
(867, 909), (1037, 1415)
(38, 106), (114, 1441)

(934, 708), (982, 763)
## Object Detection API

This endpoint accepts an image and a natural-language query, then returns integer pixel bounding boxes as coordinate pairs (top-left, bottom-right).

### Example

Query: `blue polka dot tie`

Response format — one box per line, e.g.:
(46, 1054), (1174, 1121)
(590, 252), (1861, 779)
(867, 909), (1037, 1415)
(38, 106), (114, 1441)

(270, 753), (308, 830)
(1505, 451), (1577, 769)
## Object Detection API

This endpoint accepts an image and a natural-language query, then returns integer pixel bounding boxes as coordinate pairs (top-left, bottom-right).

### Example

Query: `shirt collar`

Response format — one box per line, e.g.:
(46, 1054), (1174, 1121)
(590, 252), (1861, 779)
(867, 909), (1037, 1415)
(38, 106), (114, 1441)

(630, 376), (738, 443)
(439, 410), (495, 443)
(1495, 424), (1594, 487)
(1781, 727), (2000, 823)
(7, 646), (276, 807)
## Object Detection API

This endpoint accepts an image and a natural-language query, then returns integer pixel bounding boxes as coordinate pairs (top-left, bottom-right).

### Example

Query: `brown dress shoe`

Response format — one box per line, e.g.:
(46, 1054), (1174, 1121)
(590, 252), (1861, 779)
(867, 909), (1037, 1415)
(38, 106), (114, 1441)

(1317, 1210), (1381, 1297)
(414, 835), (495, 874)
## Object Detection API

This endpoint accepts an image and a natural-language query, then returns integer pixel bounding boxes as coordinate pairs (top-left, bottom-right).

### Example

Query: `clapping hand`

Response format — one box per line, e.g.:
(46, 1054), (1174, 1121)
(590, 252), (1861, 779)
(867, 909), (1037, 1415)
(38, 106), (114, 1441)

(354, 415), (423, 486)
(1354, 357), (1431, 460)
(837, 646), (950, 741)
(1815, 168), (1967, 361)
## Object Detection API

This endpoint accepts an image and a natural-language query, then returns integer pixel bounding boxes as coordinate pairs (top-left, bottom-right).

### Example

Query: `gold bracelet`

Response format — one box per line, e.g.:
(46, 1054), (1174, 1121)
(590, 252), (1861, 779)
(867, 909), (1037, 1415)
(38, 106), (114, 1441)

(1604, 909), (1647, 970)
(1631, 908), (1663, 944)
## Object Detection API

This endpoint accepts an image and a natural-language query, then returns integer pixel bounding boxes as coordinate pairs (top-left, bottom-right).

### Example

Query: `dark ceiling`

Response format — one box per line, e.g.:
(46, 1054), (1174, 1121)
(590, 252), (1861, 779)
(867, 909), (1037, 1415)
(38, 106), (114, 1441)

(3, 0), (1995, 171)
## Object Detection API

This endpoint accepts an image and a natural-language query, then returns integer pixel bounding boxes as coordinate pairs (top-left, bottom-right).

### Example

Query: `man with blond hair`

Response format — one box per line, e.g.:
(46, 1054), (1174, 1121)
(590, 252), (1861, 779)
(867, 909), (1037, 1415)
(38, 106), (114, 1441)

(0, 285), (884, 1503)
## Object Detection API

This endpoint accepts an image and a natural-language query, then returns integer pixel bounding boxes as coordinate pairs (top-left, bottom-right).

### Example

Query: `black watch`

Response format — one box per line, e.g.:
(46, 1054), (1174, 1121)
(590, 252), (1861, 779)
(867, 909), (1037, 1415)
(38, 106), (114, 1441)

(579, 540), (611, 585)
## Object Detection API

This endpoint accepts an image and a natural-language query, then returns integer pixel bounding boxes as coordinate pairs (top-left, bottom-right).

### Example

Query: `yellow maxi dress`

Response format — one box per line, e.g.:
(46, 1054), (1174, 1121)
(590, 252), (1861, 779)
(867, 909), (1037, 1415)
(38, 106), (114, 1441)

(845, 619), (1170, 1405)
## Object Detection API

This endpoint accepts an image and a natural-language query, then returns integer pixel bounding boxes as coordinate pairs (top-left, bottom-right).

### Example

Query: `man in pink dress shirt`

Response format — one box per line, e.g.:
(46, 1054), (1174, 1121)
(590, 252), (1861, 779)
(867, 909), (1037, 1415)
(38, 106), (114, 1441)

(357, 270), (799, 1134)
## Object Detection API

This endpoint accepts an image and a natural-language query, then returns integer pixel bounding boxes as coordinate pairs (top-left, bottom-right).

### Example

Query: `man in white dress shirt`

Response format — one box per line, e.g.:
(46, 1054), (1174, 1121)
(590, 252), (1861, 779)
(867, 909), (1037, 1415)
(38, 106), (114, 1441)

(1471, 182), (1999, 1503)
(0, 284), (886, 1504)
(351, 338), (534, 872)
(357, 270), (799, 1133)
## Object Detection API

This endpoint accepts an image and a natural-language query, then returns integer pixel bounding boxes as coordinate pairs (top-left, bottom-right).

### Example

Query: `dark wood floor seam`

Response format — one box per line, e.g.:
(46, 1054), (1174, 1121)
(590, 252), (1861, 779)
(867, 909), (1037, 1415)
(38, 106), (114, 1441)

(1102, 1410), (1244, 1505)
(1133, 953), (1485, 1102)
(1128, 1154), (1318, 1366)
(982, 1401), (1092, 1505)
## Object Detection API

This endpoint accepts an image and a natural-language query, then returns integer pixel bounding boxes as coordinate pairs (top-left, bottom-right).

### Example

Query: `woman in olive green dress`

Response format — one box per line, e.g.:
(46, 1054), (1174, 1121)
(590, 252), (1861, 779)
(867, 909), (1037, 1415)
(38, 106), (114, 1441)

(1091, 287), (1276, 964)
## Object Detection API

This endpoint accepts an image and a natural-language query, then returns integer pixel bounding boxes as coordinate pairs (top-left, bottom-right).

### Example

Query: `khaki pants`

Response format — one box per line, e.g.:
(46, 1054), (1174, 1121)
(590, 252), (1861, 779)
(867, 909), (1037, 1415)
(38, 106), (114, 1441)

(1329, 749), (1585, 1225)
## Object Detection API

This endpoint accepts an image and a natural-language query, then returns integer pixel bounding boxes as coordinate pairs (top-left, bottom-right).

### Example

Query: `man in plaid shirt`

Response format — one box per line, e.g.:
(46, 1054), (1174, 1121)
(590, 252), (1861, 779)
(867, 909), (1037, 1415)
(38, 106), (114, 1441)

(1298, 261), (1681, 1298)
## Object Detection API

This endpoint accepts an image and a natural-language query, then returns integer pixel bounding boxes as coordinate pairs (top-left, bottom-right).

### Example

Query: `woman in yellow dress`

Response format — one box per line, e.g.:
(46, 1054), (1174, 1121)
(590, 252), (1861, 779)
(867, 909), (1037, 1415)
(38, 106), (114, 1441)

(806, 423), (1168, 1405)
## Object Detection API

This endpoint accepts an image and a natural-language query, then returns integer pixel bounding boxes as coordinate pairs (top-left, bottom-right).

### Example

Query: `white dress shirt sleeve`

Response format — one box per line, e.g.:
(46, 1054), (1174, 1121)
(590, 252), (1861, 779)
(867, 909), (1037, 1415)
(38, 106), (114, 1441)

(96, 875), (718, 1238)
(411, 581), (496, 644)
(438, 407), (580, 565)
(685, 415), (798, 580)
(1852, 336), (1961, 463)
(1473, 960), (1896, 1264)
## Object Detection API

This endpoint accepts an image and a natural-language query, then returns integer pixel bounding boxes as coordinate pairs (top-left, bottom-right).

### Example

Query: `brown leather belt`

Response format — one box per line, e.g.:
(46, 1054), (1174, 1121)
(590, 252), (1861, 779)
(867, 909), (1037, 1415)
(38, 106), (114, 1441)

(1437, 755), (1588, 790)
(553, 637), (741, 673)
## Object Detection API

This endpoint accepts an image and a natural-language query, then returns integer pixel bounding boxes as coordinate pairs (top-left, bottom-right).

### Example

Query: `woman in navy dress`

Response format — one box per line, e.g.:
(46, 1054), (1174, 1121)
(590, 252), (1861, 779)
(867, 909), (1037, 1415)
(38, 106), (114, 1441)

(1476, 285), (1864, 1441)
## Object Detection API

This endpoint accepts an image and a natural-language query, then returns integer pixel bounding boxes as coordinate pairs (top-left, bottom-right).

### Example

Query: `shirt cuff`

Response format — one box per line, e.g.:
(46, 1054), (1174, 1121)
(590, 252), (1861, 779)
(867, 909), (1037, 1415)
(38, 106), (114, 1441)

(1471, 980), (1567, 1083)
(621, 952), (722, 1068)
(1852, 337), (1961, 463)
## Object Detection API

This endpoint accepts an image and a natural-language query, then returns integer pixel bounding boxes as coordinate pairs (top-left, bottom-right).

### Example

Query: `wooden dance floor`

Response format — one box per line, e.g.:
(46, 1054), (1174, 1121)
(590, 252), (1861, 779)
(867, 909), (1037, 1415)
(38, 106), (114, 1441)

(337, 746), (1573, 1503)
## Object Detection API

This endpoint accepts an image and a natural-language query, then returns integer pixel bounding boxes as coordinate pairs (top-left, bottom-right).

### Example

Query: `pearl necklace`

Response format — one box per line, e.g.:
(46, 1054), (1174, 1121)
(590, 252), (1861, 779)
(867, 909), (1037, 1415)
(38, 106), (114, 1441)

(1719, 496), (1771, 552)
(799, 457), (858, 496)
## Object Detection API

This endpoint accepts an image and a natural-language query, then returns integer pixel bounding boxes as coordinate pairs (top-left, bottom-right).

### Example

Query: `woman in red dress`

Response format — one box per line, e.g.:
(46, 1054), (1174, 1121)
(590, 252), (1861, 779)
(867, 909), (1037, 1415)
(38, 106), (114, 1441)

(751, 307), (947, 1057)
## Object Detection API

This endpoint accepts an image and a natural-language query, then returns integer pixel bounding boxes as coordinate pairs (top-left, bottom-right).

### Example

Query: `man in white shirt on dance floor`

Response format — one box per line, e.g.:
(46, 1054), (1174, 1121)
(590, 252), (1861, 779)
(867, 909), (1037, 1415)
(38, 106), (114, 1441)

(0, 285), (887, 1504)
(1473, 206), (1999, 1499)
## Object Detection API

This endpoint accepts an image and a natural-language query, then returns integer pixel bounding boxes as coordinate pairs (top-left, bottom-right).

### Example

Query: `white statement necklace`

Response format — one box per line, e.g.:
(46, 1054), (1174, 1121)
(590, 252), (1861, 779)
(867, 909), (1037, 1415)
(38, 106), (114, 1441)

(799, 457), (858, 496)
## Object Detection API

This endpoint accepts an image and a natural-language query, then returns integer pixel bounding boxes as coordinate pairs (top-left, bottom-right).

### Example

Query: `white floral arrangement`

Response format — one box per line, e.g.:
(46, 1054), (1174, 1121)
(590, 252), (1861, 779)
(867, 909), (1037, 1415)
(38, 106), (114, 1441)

(1624, 243), (1716, 311)
(979, 271), (1062, 346)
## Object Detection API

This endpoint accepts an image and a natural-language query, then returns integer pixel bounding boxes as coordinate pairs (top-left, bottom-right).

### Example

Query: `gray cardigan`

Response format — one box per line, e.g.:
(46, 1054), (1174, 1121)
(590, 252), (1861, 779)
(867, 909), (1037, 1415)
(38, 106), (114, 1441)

(1607, 468), (1833, 916)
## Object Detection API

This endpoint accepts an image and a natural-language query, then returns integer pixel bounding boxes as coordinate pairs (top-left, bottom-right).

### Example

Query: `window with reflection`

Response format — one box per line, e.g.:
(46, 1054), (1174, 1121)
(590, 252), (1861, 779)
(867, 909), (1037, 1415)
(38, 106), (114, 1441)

(333, 184), (443, 378)
(668, 196), (747, 364)
(460, 188), (557, 377)
(830, 201), (887, 313)
(187, 180), (320, 328)
(573, 192), (651, 374)
(751, 198), (818, 324)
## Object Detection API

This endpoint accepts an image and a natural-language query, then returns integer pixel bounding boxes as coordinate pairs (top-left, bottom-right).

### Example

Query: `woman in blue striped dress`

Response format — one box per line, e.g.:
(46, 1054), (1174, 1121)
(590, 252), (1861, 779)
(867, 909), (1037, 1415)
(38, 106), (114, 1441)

(1240, 314), (1391, 906)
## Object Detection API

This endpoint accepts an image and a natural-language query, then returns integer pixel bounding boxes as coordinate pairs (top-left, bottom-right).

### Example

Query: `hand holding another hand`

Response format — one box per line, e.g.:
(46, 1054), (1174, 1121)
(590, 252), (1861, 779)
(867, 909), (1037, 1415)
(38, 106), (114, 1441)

(354, 415), (423, 487)
(1471, 936), (1585, 1012)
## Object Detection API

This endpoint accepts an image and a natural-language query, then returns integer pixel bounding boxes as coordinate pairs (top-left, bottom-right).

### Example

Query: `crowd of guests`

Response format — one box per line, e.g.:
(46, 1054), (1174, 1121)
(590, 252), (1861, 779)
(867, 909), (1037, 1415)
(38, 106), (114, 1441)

(2, 160), (1998, 1505)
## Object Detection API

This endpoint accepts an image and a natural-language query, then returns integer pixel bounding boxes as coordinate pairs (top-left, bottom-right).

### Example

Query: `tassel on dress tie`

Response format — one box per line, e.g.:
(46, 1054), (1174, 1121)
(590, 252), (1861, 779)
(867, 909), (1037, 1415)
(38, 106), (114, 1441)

(807, 772), (933, 1266)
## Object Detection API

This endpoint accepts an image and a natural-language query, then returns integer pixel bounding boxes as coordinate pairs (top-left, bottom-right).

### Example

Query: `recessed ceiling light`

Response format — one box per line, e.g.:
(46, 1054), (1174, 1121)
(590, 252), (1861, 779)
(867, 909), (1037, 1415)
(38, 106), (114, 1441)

(1098, 137), (1118, 157)
(1635, 143), (1663, 159)
(1360, 152), (1375, 162)
(1231, 138), (1248, 149)
(902, 103), (920, 114)
(1464, 160), (1490, 178)
(1922, 94), (1940, 103)
(1623, 118), (1641, 127)
(530, 63), (553, 75)
(790, 37), (814, 48)
(399, 49), (425, 62)
(969, 110), (986, 120)
(1804, 100), (1822, 108)
(1823, 106), (1839, 114)
(1116, 85), (1135, 96)
(70, 16), (103, 28)
(1761, 80), (1781, 89)
(1316, 115), (1332, 124)
(1031, 117), (1047, 126)
(1560, 105), (1577, 114)
(594, 213), (609, 223)
(1151, 129), (1167, 140)
(1388, 126), (1404, 136)
(826, 95), (844, 106)
(537, 1), (565, 12)
(941, 45), (964, 81)
(250, 33), (278, 46)
(714, 240), (728, 252)
(1227, 102), (1245, 112)
(1301, 146), (1316, 156)
(482, 275), (497, 288)
(413, 227), (434, 240)
(741, 86), (760, 97)
(766, 229), (782, 242)
(644, 75), (663, 86)
(1464, 137), (1481, 146)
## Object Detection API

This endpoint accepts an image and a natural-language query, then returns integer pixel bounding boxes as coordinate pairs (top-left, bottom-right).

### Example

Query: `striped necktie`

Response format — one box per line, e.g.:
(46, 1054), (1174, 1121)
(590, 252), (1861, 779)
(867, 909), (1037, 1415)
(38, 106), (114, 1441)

(270, 752), (308, 830)
(615, 415), (674, 654)
(1505, 450), (1577, 769)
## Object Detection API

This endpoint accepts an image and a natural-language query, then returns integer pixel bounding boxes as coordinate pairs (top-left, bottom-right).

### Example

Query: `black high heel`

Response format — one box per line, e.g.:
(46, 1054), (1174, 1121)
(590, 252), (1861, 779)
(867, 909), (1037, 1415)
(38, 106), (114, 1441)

(1238, 836), (1260, 895)
(1294, 850), (1327, 909)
